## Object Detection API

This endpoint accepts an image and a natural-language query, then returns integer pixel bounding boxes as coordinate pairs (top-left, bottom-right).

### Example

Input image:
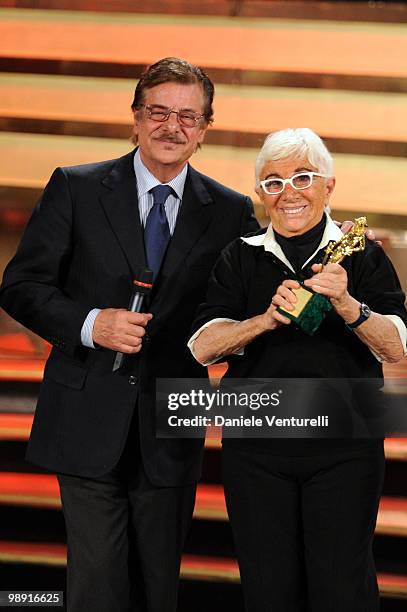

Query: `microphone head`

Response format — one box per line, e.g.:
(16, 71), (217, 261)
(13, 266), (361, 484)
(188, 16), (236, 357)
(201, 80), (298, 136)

(133, 267), (153, 294)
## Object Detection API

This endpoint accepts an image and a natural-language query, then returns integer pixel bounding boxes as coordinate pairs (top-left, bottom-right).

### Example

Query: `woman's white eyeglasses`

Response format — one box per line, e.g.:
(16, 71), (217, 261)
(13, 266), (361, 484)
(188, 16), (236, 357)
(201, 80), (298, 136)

(260, 172), (329, 195)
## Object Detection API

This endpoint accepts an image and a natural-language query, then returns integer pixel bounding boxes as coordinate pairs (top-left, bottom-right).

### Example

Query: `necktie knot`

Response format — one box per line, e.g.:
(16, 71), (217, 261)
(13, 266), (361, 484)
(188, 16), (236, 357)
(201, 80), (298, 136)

(150, 184), (174, 206)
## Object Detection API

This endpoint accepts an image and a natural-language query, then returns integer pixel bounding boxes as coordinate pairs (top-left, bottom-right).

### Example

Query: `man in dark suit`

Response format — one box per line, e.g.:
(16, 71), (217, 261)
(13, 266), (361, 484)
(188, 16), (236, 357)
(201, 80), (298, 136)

(0, 58), (258, 611)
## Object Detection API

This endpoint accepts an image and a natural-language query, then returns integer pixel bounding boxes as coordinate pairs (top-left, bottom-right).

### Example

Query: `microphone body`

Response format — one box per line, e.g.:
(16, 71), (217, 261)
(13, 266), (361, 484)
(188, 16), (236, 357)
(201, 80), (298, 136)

(112, 268), (153, 372)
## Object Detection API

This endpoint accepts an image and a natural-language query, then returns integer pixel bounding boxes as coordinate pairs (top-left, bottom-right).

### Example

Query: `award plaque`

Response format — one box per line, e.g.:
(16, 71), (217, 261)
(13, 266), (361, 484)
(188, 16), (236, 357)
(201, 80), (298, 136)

(277, 217), (368, 335)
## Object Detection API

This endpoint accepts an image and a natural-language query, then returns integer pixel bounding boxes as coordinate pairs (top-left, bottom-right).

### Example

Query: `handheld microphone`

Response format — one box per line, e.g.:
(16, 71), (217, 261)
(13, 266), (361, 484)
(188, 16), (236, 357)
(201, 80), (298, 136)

(112, 267), (153, 372)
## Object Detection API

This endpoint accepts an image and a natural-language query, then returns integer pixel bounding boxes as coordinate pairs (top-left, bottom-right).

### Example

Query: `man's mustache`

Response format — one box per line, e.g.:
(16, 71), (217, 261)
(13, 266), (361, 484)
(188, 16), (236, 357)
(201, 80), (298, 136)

(155, 134), (186, 144)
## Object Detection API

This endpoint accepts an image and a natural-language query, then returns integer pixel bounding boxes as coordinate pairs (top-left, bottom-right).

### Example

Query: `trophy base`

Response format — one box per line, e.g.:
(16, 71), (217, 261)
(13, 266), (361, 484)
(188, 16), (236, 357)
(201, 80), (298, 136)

(277, 285), (332, 335)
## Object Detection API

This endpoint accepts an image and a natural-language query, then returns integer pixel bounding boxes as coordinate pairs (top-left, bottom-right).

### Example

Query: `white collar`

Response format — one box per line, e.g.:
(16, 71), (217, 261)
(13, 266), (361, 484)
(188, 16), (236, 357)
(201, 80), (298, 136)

(241, 213), (343, 273)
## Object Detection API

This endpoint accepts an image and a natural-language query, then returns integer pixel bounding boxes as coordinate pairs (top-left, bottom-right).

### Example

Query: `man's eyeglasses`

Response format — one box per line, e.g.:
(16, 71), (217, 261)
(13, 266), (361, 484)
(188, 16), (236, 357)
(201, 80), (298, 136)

(138, 104), (204, 128)
(260, 172), (329, 195)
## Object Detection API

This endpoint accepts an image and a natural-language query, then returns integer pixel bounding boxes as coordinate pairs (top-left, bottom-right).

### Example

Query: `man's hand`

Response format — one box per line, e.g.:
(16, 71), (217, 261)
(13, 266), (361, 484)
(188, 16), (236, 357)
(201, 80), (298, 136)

(338, 219), (379, 244)
(93, 308), (153, 353)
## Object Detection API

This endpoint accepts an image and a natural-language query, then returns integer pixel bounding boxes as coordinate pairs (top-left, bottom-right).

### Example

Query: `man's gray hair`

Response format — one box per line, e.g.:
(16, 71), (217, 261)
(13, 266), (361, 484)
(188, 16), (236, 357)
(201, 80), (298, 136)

(255, 128), (333, 186)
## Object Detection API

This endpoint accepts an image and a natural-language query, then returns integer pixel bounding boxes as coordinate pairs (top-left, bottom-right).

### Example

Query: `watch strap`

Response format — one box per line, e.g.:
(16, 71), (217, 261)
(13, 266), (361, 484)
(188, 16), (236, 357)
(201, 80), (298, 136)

(346, 303), (371, 330)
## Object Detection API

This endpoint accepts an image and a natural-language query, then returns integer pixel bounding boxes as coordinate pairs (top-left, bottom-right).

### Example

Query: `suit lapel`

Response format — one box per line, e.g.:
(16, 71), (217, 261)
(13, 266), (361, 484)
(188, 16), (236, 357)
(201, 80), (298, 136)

(100, 150), (146, 277)
(153, 165), (213, 292)
(100, 157), (213, 312)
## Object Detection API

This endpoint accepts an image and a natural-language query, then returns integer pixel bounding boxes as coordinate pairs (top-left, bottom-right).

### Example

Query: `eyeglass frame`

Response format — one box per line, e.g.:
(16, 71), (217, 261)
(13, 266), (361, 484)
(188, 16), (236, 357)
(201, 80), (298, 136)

(137, 104), (205, 127)
(259, 171), (330, 196)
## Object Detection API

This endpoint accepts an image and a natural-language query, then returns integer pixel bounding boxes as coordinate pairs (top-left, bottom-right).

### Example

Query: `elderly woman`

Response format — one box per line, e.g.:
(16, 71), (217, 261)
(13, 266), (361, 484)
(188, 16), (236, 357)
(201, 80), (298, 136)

(188, 128), (407, 612)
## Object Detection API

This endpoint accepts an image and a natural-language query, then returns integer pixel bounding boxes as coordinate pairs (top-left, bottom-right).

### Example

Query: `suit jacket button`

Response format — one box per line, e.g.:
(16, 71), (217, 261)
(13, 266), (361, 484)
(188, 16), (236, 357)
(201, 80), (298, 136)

(128, 376), (137, 385)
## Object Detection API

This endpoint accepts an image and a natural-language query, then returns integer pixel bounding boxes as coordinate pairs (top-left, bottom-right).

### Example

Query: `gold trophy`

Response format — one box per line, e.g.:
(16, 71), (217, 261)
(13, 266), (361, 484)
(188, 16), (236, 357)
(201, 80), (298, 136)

(277, 217), (367, 335)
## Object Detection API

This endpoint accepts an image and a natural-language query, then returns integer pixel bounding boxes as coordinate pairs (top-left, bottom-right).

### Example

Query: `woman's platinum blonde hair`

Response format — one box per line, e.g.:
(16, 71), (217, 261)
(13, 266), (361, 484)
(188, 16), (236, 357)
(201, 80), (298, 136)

(255, 128), (333, 187)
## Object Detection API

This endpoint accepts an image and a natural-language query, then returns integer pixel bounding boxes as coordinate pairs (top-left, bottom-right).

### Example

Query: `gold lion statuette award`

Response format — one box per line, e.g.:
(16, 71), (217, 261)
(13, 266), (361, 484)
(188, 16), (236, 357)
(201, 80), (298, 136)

(277, 216), (368, 335)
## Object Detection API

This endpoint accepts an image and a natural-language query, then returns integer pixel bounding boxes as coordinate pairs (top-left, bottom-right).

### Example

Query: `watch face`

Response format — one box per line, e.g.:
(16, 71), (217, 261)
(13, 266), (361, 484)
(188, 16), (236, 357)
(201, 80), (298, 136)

(361, 303), (371, 318)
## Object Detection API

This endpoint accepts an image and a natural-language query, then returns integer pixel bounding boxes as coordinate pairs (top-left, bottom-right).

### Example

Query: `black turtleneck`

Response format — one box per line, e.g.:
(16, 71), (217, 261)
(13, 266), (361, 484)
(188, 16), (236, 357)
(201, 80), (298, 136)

(273, 214), (326, 276)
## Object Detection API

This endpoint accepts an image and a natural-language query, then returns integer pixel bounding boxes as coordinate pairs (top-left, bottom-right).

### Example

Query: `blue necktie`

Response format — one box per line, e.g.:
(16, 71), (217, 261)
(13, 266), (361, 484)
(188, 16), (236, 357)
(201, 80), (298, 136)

(144, 184), (173, 279)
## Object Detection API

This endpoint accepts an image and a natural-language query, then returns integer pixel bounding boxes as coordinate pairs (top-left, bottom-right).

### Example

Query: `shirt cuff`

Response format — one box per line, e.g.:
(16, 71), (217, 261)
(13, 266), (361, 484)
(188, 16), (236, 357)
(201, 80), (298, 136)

(368, 314), (407, 363)
(188, 318), (243, 366)
(80, 308), (101, 348)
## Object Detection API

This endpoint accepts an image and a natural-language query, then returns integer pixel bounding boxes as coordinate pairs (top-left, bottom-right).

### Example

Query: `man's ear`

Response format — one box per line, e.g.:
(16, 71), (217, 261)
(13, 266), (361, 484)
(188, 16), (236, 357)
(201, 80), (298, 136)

(132, 109), (141, 131)
(130, 111), (140, 146)
(197, 120), (209, 144)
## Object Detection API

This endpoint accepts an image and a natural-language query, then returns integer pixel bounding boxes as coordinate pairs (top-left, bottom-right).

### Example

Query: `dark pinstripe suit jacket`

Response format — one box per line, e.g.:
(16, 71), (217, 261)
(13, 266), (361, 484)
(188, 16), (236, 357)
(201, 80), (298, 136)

(0, 149), (258, 484)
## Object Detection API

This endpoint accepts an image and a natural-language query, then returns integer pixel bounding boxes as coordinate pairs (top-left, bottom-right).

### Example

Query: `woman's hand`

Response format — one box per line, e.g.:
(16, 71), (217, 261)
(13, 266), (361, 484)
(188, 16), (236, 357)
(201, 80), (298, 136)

(303, 263), (405, 362)
(191, 279), (304, 365)
(263, 279), (301, 328)
(303, 263), (352, 316)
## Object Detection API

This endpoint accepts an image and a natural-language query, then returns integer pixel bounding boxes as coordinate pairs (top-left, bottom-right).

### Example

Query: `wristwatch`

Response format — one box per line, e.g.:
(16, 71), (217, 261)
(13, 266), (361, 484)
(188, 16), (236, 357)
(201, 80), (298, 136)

(346, 303), (371, 330)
